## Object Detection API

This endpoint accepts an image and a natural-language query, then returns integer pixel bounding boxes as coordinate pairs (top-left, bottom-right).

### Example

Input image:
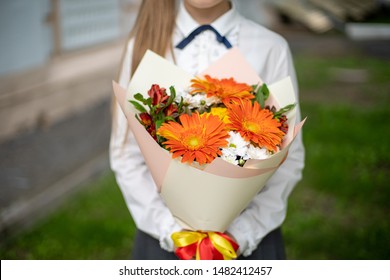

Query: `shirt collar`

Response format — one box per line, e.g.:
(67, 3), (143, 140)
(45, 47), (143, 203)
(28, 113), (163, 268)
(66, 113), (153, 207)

(176, 0), (240, 38)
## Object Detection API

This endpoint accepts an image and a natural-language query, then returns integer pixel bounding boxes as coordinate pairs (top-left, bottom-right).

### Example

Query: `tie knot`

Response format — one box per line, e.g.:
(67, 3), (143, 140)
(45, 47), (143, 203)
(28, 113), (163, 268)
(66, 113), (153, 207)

(176, 25), (232, 50)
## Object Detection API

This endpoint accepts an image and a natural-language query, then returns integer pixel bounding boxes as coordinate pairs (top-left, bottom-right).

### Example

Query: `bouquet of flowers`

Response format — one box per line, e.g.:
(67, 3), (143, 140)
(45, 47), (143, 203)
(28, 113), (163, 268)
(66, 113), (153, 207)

(112, 48), (305, 260)
(131, 75), (294, 168)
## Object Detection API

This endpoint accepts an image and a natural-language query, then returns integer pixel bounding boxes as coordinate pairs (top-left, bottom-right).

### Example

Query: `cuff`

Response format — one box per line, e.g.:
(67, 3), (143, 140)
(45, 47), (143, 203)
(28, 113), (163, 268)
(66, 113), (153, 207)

(159, 217), (182, 252)
(227, 214), (260, 257)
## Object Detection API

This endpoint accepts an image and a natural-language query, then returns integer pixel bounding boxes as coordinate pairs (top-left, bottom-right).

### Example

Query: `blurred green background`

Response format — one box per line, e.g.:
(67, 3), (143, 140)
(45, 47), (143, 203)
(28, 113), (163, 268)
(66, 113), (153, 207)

(1, 49), (389, 260)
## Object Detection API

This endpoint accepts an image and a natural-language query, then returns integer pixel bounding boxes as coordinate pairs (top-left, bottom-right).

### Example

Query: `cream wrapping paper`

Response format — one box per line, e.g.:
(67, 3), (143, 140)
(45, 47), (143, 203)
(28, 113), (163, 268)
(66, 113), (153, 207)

(112, 48), (305, 232)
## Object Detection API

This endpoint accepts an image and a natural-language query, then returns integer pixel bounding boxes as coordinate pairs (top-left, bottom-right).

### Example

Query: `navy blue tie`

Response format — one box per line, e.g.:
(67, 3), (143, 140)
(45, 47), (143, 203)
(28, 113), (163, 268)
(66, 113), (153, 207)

(175, 25), (232, 50)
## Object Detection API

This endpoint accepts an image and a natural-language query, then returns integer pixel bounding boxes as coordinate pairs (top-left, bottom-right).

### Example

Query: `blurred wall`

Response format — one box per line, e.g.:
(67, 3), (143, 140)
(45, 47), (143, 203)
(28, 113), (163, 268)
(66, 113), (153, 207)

(0, 0), (140, 142)
(235, 0), (275, 27)
(0, 0), (52, 76)
(0, 0), (141, 233)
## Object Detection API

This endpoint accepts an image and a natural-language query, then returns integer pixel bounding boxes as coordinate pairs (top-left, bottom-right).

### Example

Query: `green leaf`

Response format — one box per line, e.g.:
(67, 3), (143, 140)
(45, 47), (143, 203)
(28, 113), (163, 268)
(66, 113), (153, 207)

(144, 98), (152, 107)
(164, 86), (177, 110)
(168, 86), (176, 104)
(164, 116), (178, 122)
(274, 103), (296, 118)
(178, 96), (184, 113)
(129, 100), (147, 113)
(134, 93), (146, 102)
(155, 119), (166, 144)
(155, 119), (165, 131)
(261, 83), (270, 100)
(252, 84), (259, 92)
(255, 87), (265, 108)
(254, 83), (271, 108)
(134, 93), (153, 108)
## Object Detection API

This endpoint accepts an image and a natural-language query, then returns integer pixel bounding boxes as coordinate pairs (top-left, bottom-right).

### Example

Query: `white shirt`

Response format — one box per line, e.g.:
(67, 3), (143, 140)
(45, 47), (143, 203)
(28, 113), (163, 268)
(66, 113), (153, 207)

(110, 1), (305, 257)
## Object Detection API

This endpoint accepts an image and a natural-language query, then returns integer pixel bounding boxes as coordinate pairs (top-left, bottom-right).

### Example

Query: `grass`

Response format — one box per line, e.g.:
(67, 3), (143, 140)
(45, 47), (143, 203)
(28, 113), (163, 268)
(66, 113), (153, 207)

(0, 174), (136, 259)
(283, 104), (390, 259)
(1, 51), (389, 260)
(283, 53), (390, 259)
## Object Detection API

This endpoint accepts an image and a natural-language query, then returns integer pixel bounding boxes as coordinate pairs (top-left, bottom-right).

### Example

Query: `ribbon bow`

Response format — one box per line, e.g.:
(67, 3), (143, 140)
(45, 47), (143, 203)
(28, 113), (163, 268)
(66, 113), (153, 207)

(172, 231), (239, 260)
(175, 25), (233, 50)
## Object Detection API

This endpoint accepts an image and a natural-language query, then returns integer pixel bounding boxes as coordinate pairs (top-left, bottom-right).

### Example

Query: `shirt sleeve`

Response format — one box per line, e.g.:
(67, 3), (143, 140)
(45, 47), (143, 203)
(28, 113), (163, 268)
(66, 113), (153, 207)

(109, 41), (182, 252)
(227, 41), (305, 257)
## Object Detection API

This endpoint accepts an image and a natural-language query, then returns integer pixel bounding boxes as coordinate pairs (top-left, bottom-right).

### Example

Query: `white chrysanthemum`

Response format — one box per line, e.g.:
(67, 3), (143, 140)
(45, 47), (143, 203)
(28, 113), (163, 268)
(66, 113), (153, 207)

(220, 132), (250, 165)
(190, 94), (207, 110)
(191, 94), (221, 109)
(175, 86), (221, 110)
(221, 149), (239, 165)
(244, 145), (272, 160)
(227, 131), (249, 157)
(204, 95), (221, 106)
(175, 87), (192, 104)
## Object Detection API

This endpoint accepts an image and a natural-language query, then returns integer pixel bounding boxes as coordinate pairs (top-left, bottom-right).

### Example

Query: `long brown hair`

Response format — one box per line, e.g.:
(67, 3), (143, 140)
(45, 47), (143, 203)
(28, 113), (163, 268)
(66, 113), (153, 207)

(112, 0), (177, 134)
(130, 0), (176, 74)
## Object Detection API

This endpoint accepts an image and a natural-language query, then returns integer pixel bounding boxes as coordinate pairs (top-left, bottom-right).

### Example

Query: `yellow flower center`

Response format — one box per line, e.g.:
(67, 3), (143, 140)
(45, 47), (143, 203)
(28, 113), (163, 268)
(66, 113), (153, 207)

(243, 121), (260, 133)
(186, 135), (203, 149)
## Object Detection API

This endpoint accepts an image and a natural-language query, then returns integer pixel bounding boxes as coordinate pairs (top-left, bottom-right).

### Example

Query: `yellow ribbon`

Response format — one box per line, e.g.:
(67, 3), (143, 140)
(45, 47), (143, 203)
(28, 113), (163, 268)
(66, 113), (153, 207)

(172, 231), (207, 247)
(208, 232), (237, 260)
(171, 231), (237, 260)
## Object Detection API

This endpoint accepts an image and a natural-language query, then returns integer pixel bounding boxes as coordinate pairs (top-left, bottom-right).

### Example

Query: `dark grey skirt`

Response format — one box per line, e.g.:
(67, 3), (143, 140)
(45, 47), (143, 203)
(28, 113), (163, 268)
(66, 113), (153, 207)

(132, 228), (286, 260)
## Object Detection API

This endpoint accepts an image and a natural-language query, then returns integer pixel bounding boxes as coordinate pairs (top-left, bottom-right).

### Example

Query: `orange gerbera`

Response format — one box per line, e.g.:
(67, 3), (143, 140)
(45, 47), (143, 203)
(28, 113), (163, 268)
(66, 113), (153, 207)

(157, 112), (229, 165)
(191, 75), (254, 105)
(228, 100), (285, 152)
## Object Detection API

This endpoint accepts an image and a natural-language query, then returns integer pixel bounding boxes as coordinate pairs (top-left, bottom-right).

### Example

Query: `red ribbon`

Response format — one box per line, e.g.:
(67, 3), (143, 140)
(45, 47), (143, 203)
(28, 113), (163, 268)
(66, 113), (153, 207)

(174, 232), (239, 260)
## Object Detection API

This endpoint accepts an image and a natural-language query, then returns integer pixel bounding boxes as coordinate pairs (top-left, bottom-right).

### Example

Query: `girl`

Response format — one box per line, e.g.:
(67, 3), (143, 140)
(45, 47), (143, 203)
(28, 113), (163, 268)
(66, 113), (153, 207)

(110, 0), (305, 260)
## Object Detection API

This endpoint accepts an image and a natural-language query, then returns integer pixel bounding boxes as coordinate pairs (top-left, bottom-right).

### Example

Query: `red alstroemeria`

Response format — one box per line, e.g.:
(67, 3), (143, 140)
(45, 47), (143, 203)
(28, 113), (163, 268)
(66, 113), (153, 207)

(147, 125), (157, 142)
(164, 103), (178, 117)
(148, 84), (169, 106)
(279, 115), (289, 134)
(139, 112), (153, 127)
